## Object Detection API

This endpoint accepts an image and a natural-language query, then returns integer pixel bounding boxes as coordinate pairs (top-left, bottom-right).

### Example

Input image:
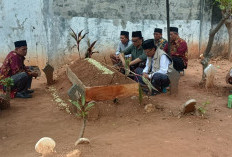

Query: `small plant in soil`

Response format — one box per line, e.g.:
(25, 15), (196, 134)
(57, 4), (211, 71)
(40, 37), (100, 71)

(70, 95), (95, 145)
(138, 84), (143, 105)
(0, 77), (14, 109)
(198, 101), (210, 117)
(0, 77), (14, 100)
(70, 28), (88, 59)
(85, 39), (99, 58)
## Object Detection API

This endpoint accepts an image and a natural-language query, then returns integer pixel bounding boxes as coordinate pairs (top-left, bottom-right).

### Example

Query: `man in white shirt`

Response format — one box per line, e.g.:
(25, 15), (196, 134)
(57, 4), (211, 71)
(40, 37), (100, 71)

(135, 39), (177, 94)
(110, 31), (132, 67)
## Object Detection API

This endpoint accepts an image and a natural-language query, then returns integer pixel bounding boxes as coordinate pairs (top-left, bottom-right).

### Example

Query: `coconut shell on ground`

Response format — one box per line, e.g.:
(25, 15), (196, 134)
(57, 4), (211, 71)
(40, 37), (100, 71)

(35, 137), (56, 155)
(182, 99), (196, 114)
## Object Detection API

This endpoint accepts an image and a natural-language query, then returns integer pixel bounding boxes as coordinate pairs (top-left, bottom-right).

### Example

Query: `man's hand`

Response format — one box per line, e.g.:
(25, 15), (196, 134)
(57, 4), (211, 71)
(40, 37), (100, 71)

(118, 54), (126, 67)
(143, 73), (150, 79)
(28, 71), (38, 78)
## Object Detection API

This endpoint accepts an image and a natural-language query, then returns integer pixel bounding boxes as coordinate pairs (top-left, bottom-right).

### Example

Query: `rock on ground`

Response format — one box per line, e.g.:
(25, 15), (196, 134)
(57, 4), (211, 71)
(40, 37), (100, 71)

(75, 138), (90, 145)
(35, 137), (56, 156)
(66, 149), (81, 157)
(144, 104), (155, 113)
(182, 99), (196, 114)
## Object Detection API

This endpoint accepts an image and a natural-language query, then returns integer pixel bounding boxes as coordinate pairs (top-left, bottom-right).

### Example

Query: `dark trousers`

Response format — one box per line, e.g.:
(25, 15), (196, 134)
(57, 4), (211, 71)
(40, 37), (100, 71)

(172, 56), (186, 71)
(135, 67), (170, 92)
(151, 73), (170, 92)
(11, 72), (32, 92)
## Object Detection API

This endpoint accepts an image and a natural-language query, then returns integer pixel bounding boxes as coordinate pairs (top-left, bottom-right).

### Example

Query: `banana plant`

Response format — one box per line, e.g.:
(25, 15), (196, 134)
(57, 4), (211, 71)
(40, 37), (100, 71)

(70, 95), (95, 145)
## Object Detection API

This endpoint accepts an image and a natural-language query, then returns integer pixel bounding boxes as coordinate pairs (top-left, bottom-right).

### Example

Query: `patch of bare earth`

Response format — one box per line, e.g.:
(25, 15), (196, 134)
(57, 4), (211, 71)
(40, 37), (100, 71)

(0, 58), (232, 157)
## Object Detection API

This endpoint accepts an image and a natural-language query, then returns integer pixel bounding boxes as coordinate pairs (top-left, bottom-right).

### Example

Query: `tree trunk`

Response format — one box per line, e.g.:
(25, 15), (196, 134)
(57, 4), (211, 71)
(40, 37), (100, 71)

(78, 118), (86, 139)
(200, 12), (230, 85)
(225, 18), (232, 60)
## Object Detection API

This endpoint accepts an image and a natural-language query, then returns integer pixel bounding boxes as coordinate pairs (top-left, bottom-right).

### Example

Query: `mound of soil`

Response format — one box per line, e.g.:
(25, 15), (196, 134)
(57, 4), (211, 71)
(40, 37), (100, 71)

(53, 59), (148, 118)
(69, 59), (135, 87)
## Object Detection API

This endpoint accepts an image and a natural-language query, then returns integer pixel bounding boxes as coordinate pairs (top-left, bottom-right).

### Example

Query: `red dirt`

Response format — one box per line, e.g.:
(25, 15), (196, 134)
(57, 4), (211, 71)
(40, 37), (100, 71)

(1, 58), (232, 157)
(69, 59), (134, 87)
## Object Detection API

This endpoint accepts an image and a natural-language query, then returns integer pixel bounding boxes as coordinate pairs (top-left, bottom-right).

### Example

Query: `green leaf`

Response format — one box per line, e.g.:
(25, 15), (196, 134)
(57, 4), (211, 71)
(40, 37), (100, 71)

(76, 113), (82, 117)
(0, 77), (14, 87)
(85, 102), (95, 111)
(81, 95), (86, 106)
(198, 107), (206, 114)
(71, 101), (82, 111)
(142, 76), (159, 93)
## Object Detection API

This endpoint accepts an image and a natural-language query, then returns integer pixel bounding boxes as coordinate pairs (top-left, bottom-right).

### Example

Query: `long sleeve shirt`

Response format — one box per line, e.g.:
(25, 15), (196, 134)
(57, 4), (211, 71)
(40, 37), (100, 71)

(143, 54), (171, 79)
(163, 36), (188, 67)
(115, 40), (132, 57)
(122, 44), (147, 62)
(0, 51), (28, 78)
(154, 37), (168, 50)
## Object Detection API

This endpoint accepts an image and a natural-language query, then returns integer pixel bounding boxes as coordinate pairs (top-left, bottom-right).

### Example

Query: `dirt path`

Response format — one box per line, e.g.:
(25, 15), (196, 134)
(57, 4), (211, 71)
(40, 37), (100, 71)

(1, 59), (232, 157)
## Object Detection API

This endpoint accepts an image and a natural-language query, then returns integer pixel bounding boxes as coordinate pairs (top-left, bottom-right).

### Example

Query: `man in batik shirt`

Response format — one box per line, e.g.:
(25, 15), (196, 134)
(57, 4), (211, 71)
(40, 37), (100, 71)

(164, 27), (188, 71)
(0, 40), (38, 98)
(153, 28), (167, 50)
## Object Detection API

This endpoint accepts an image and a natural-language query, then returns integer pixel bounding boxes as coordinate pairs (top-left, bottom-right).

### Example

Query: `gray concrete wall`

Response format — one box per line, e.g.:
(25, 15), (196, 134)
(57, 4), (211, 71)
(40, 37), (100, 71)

(0, 0), (47, 67)
(0, 0), (227, 68)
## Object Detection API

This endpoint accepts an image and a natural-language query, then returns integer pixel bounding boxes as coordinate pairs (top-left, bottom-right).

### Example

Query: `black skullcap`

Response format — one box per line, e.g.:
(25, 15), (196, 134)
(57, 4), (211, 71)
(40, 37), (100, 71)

(14, 40), (27, 48)
(142, 39), (157, 50)
(154, 28), (162, 34)
(170, 27), (178, 33)
(132, 31), (142, 38)
(120, 31), (129, 37)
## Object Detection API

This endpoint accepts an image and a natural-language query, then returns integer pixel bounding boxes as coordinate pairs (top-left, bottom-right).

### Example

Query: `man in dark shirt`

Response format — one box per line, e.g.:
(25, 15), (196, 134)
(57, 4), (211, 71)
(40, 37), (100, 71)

(0, 40), (38, 98)
(118, 31), (147, 72)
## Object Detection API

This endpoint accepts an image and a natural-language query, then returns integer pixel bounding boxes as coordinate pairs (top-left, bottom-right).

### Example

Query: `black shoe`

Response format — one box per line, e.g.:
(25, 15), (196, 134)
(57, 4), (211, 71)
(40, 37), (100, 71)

(151, 91), (160, 96)
(15, 92), (32, 98)
(25, 89), (34, 94)
(150, 89), (161, 96)
(142, 88), (149, 94)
